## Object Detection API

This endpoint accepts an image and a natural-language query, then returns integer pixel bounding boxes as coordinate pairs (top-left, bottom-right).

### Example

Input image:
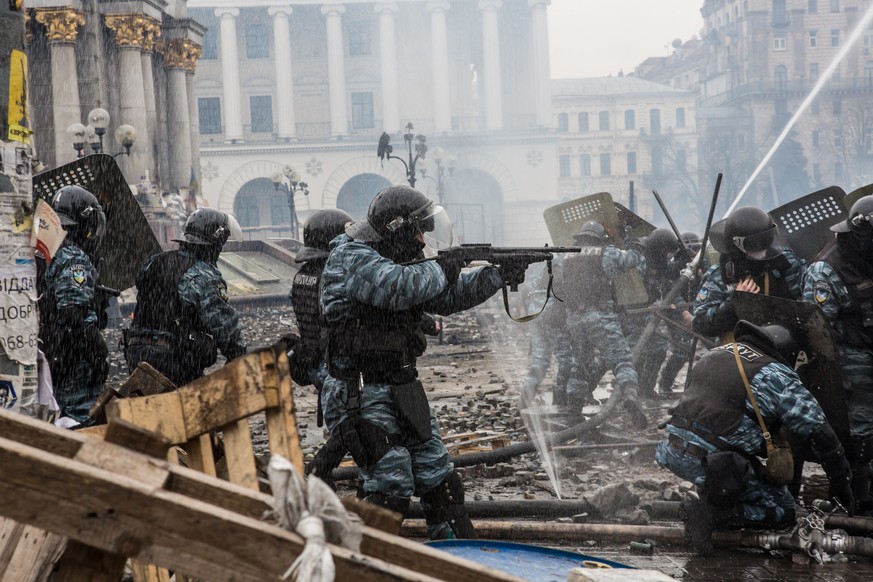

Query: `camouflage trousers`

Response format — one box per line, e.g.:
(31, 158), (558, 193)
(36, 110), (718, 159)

(839, 345), (873, 439)
(523, 324), (579, 405)
(655, 437), (795, 524)
(321, 375), (453, 498)
(565, 309), (640, 404)
(53, 358), (103, 427)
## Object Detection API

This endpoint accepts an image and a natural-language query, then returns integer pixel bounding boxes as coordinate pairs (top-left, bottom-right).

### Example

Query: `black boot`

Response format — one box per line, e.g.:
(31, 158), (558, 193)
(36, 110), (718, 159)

(680, 501), (715, 555)
(305, 435), (347, 491)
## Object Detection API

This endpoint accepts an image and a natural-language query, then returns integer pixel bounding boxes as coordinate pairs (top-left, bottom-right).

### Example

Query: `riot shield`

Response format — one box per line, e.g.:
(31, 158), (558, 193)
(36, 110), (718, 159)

(844, 182), (873, 211)
(767, 186), (846, 262)
(732, 292), (851, 455)
(33, 154), (161, 291)
(543, 193), (651, 305)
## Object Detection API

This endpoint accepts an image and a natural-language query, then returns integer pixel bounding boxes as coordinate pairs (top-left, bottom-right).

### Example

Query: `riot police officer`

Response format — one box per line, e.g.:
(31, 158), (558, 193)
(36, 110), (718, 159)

(657, 320), (854, 554)
(124, 208), (247, 387)
(693, 207), (805, 341)
(38, 186), (108, 426)
(556, 220), (648, 427)
(803, 195), (873, 514)
(319, 185), (503, 539)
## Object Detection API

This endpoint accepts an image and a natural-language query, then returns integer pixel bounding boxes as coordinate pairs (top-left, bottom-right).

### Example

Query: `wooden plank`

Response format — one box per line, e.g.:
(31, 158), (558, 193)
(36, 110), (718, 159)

(0, 435), (459, 582)
(221, 419), (259, 491)
(177, 348), (281, 438)
(1, 524), (65, 582)
(185, 434), (217, 477)
(341, 498), (402, 535)
(265, 350), (304, 475)
(0, 409), (83, 458)
(131, 560), (171, 582)
(107, 392), (188, 444)
(103, 419), (172, 460)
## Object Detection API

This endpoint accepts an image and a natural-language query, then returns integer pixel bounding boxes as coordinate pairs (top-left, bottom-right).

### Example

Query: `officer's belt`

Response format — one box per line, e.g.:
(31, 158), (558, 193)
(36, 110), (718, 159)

(126, 335), (174, 350)
(329, 364), (417, 385)
(668, 433), (709, 458)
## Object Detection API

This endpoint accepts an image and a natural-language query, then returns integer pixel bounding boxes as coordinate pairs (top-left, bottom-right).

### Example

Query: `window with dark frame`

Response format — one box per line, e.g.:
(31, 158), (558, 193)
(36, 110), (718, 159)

(558, 112), (569, 132)
(249, 95), (273, 133)
(348, 18), (371, 56)
(599, 111), (610, 131)
(351, 92), (375, 129)
(580, 154), (591, 176)
(559, 155), (570, 177)
(627, 151), (637, 174)
(625, 109), (635, 130)
(199, 97), (222, 134)
(578, 112), (589, 131)
(676, 107), (686, 129)
(246, 23), (269, 58)
(600, 153), (611, 176)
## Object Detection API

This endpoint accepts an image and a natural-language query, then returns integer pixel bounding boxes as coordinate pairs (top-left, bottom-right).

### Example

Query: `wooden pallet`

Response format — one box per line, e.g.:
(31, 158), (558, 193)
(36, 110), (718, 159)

(0, 346), (522, 582)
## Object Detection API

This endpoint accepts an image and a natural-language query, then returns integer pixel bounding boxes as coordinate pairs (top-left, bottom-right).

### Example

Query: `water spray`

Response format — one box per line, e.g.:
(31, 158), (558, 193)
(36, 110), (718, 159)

(725, 2), (873, 216)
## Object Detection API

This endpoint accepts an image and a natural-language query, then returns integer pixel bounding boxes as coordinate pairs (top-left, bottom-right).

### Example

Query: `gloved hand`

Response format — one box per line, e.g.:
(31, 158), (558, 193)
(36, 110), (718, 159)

(674, 246), (693, 266)
(828, 472), (855, 515)
(436, 255), (466, 285)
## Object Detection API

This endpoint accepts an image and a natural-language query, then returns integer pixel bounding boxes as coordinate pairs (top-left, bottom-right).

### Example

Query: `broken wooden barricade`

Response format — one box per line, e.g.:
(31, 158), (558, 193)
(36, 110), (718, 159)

(0, 346), (522, 582)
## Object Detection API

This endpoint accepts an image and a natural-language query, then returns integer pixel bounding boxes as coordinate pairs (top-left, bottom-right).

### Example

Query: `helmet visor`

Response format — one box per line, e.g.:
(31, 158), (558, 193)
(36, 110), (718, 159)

(225, 214), (244, 242)
(415, 204), (453, 251)
(732, 224), (777, 259)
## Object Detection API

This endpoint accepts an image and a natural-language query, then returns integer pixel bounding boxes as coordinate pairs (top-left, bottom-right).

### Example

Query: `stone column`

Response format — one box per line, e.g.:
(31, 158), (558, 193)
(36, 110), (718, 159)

(322, 4), (348, 139)
(375, 3), (399, 134)
(140, 21), (162, 180)
(479, 0), (503, 131)
(187, 72), (201, 198)
(215, 8), (243, 142)
(105, 14), (159, 182)
(34, 9), (85, 167)
(269, 6), (297, 141)
(529, 0), (552, 128)
(159, 39), (200, 192)
(426, 1), (452, 133)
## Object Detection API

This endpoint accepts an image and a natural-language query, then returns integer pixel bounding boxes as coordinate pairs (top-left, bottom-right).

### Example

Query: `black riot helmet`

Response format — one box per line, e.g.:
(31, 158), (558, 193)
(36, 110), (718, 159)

(51, 185), (106, 254)
(573, 220), (606, 245)
(711, 206), (779, 261)
(296, 208), (353, 263)
(831, 195), (873, 239)
(734, 320), (802, 369)
(645, 228), (679, 265)
(176, 208), (243, 247)
(346, 185), (453, 261)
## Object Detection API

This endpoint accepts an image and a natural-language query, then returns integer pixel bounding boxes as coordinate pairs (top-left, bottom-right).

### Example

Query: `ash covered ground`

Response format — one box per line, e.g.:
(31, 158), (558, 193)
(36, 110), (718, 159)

(105, 299), (873, 580)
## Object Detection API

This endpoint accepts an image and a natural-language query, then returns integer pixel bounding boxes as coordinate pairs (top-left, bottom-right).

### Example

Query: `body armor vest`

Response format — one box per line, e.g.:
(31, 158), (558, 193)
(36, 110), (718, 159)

(719, 254), (792, 299)
(558, 246), (608, 309)
(669, 342), (778, 443)
(324, 302), (427, 378)
(133, 251), (199, 337)
(291, 261), (324, 367)
(819, 241), (873, 348)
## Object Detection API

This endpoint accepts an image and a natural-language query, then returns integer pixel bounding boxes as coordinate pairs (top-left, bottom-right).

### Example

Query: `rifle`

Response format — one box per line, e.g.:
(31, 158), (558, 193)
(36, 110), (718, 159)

(410, 244), (581, 322)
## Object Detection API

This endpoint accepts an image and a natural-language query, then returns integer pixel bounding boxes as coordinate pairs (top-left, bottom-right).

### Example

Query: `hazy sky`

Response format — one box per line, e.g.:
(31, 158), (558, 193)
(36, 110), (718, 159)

(548, 0), (706, 79)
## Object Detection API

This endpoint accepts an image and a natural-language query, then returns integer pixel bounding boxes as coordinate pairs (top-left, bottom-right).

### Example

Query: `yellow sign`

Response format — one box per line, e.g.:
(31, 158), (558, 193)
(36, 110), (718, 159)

(8, 50), (31, 144)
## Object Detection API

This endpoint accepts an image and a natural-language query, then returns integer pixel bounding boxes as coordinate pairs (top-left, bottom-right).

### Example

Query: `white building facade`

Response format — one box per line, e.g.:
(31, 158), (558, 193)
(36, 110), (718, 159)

(189, 0), (559, 245)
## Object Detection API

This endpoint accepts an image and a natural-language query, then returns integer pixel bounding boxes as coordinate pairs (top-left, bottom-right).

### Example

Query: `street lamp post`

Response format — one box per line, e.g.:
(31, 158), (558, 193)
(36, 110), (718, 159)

(66, 110), (136, 160)
(87, 108), (110, 154)
(377, 122), (427, 188)
(419, 146), (457, 205)
(271, 166), (309, 240)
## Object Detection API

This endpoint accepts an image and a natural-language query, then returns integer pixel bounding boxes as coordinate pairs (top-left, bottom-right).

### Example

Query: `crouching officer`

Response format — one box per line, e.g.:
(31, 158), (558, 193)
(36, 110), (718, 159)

(656, 320), (854, 554)
(319, 185), (505, 539)
(124, 208), (247, 387)
(38, 186), (108, 426)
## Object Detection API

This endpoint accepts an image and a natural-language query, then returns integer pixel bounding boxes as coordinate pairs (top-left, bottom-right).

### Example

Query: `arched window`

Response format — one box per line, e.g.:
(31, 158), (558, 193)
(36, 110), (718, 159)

(624, 109), (636, 130)
(775, 64), (788, 90)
